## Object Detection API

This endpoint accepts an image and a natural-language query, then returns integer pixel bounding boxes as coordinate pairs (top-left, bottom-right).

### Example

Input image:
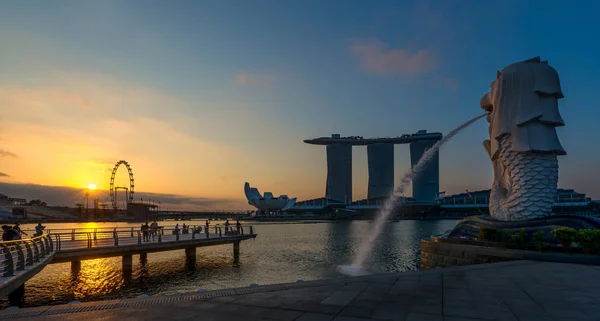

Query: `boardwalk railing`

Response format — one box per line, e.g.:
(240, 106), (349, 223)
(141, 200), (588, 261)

(39, 225), (255, 251)
(0, 235), (54, 278)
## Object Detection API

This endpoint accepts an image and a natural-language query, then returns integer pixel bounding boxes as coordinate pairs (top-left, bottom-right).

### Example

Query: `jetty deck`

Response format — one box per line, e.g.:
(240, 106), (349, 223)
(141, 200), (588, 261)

(0, 225), (257, 298)
(1, 260), (597, 320)
(53, 230), (256, 262)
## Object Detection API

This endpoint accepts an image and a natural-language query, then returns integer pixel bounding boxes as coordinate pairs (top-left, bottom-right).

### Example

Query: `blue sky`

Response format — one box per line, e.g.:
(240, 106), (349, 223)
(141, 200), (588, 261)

(1, 0), (599, 208)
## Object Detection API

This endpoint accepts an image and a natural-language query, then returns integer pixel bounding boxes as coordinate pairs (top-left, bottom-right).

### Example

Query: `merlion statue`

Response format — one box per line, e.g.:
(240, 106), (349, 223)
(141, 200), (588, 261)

(480, 57), (566, 221)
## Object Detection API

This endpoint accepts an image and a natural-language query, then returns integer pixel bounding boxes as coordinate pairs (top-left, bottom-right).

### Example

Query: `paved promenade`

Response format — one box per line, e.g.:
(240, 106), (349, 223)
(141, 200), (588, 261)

(2, 261), (599, 321)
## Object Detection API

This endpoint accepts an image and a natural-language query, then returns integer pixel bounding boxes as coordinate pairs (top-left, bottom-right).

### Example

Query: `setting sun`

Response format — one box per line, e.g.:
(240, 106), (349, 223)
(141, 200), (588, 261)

(88, 184), (97, 190)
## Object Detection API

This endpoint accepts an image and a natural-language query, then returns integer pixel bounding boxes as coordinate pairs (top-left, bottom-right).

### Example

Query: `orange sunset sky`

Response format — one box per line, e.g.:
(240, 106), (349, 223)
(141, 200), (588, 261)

(2, 1), (600, 210)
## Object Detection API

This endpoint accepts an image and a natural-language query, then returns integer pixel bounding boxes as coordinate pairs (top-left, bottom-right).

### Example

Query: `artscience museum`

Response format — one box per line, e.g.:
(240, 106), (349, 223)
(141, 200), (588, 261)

(244, 182), (296, 214)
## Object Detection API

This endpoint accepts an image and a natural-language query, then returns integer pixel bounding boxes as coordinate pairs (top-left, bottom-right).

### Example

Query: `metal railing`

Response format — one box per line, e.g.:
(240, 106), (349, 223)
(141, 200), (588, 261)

(0, 235), (54, 278)
(46, 225), (255, 250)
(158, 210), (252, 215)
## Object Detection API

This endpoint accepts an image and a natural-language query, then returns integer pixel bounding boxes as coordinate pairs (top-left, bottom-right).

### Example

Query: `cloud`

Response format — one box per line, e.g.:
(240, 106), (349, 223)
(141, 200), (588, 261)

(138, 192), (233, 208)
(0, 172), (9, 177)
(0, 182), (249, 210)
(0, 87), (92, 112)
(0, 150), (17, 158)
(350, 39), (436, 77)
(0, 72), (254, 196)
(52, 90), (92, 110)
(443, 77), (459, 90)
(85, 158), (120, 167)
(411, 2), (444, 33)
(235, 73), (269, 85)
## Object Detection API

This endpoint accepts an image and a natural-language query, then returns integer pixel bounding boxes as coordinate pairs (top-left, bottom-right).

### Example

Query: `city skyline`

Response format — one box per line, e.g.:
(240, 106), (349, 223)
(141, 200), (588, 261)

(1, 1), (600, 209)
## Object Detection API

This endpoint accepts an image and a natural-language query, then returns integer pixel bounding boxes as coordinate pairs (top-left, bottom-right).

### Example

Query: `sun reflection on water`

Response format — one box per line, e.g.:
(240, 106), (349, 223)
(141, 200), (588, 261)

(74, 258), (124, 297)
(79, 222), (102, 230)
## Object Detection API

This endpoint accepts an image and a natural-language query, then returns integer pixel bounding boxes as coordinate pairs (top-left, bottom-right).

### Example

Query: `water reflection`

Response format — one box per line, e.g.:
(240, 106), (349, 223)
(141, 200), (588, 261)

(140, 253), (148, 267)
(232, 252), (241, 269)
(4, 220), (458, 308)
(372, 223), (400, 272)
(326, 222), (354, 260)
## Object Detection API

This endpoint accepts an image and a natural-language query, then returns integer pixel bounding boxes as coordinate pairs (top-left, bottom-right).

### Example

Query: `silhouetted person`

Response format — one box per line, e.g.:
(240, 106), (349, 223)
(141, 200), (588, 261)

(150, 221), (158, 240)
(2, 226), (9, 241)
(34, 223), (45, 237)
(2, 225), (19, 241)
(236, 220), (241, 233)
(13, 223), (26, 239)
(225, 220), (230, 233)
(142, 222), (149, 242)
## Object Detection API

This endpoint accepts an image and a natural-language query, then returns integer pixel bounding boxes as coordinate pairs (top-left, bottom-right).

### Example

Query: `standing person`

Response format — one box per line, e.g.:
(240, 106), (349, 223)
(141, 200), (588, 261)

(174, 223), (180, 235)
(150, 220), (158, 240)
(142, 222), (150, 242)
(236, 220), (241, 234)
(13, 223), (27, 239)
(205, 220), (210, 236)
(224, 220), (230, 234)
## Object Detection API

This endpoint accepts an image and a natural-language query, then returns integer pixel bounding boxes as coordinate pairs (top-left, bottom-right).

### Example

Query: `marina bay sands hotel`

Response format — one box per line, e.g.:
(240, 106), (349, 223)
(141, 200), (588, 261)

(304, 130), (442, 204)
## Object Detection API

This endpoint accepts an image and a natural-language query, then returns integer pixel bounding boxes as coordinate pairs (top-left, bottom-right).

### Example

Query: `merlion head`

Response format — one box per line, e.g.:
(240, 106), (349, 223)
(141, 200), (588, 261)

(480, 56), (566, 159)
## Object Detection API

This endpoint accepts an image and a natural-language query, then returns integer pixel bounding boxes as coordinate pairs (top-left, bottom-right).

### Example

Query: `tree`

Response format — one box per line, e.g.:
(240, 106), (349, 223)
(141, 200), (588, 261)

(28, 199), (47, 206)
(75, 203), (84, 213)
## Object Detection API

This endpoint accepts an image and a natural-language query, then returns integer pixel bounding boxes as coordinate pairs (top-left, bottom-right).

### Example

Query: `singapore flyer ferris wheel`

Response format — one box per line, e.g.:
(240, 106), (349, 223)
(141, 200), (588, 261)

(109, 160), (135, 209)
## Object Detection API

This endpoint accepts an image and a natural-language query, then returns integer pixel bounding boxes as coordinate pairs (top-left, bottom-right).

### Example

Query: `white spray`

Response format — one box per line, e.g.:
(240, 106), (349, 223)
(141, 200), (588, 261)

(339, 113), (488, 276)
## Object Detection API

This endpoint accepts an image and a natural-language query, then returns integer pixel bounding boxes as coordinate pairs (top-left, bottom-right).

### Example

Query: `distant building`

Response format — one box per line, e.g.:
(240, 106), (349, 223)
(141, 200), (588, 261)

(288, 197), (347, 213)
(367, 143), (394, 199)
(0, 193), (27, 206)
(326, 143), (353, 203)
(410, 140), (439, 203)
(127, 202), (158, 221)
(304, 131), (442, 204)
(285, 188), (598, 219)
(438, 188), (597, 216)
(347, 196), (416, 209)
(244, 182), (296, 214)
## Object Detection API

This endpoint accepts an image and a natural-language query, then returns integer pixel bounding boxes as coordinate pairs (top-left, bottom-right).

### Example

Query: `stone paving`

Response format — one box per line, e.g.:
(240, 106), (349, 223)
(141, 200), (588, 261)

(2, 260), (600, 321)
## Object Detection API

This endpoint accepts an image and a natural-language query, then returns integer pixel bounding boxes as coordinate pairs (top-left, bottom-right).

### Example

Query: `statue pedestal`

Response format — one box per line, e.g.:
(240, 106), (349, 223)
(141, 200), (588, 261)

(447, 215), (600, 243)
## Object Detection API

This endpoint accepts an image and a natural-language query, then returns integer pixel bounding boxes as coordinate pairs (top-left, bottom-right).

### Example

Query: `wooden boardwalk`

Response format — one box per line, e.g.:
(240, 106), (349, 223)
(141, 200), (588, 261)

(53, 232), (256, 262)
(0, 225), (257, 298)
